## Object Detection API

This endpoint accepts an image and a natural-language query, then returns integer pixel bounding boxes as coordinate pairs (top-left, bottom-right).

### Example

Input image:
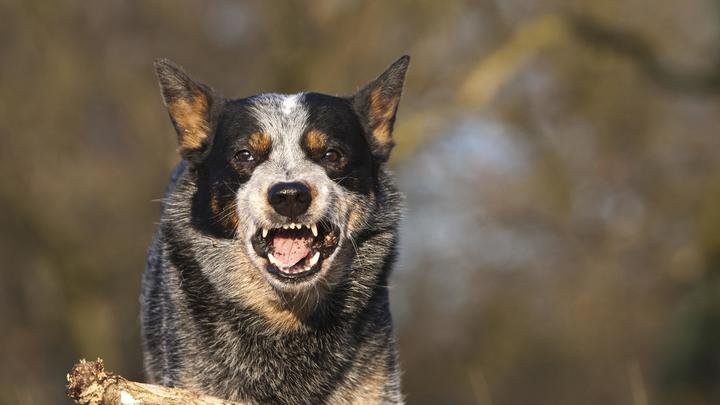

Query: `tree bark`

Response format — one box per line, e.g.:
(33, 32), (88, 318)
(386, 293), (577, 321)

(66, 359), (247, 405)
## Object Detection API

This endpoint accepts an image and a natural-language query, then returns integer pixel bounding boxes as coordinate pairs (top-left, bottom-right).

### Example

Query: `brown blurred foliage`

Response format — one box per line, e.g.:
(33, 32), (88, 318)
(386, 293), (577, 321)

(1, 1), (720, 404)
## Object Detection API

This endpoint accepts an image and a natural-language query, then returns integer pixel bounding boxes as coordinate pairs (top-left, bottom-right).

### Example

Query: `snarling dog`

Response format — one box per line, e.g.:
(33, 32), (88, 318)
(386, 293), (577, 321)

(141, 56), (409, 404)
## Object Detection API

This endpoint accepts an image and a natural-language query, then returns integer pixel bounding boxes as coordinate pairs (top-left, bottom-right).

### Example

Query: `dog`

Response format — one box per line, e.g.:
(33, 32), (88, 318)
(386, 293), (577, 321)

(141, 55), (409, 404)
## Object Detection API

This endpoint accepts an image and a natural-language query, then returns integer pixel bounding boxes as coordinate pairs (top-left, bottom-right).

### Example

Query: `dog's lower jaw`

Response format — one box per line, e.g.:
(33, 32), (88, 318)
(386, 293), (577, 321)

(259, 250), (350, 324)
(266, 288), (329, 326)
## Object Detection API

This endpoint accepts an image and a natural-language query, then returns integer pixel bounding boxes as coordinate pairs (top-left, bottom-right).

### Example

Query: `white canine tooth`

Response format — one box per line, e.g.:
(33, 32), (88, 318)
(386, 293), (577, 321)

(282, 224), (289, 229)
(311, 224), (318, 237)
(289, 223), (296, 229)
(262, 228), (268, 238)
(309, 251), (320, 266)
(267, 253), (278, 265)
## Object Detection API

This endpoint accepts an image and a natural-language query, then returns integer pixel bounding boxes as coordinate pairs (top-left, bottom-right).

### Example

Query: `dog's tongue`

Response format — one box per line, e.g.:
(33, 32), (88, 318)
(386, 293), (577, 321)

(272, 232), (313, 267)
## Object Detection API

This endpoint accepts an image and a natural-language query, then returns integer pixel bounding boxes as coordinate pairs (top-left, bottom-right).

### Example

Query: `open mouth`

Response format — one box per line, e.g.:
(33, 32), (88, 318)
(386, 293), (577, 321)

(251, 221), (340, 280)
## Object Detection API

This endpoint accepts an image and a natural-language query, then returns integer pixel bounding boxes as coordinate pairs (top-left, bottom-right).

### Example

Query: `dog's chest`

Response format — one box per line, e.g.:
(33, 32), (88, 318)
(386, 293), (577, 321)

(173, 318), (357, 403)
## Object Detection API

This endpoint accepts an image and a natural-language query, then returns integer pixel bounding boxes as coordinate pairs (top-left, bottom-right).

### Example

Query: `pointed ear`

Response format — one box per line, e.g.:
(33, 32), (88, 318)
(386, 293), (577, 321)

(154, 58), (220, 162)
(352, 55), (410, 162)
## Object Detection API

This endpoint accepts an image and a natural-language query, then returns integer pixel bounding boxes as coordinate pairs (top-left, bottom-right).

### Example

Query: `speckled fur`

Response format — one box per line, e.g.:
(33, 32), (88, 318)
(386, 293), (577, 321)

(141, 57), (409, 404)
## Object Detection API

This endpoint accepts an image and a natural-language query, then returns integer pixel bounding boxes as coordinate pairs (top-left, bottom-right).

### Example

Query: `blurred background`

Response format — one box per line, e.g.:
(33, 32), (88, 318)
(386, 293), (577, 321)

(2, 0), (720, 404)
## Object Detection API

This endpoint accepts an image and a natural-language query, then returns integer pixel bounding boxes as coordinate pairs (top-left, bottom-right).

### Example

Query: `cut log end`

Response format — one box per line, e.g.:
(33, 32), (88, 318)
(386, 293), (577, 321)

(65, 358), (247, 405)
(66, 358), (117, 405)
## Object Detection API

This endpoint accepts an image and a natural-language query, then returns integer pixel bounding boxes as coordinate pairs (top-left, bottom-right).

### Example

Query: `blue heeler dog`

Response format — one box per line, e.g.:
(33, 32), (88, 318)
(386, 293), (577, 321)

(141, 55), (410, 404)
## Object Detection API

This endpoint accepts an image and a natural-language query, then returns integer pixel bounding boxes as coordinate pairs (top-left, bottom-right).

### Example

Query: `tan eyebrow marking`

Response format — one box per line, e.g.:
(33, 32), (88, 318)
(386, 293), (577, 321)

(305, 129), (328, 152)
(248, 132), (272, 154)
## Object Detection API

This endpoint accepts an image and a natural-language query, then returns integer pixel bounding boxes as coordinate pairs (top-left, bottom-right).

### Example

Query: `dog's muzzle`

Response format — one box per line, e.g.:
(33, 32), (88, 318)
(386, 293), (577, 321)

(250, 181), (341, 282)
(251, 221), (340, 281)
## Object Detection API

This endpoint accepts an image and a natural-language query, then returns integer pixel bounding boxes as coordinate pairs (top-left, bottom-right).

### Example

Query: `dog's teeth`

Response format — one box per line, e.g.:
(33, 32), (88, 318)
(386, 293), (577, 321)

(267, 253), (278, 265)
(309, 251), (320, 266)
(311, 224), (318, 237)
(289, 223), (296, 229)
(262, 228), (268, 238)
(282, 224), (289, 229)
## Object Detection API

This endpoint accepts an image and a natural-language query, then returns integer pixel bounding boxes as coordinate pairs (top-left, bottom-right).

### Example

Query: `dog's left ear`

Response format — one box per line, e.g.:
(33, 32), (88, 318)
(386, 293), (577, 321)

(154, 58), (222, 163)
(352, 55), (410, 162)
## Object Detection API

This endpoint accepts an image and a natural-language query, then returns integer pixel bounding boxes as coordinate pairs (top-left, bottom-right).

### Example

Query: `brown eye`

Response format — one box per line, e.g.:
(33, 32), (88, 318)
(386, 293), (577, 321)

(323, 149), (341, 163)
(234, 149), (254, 163)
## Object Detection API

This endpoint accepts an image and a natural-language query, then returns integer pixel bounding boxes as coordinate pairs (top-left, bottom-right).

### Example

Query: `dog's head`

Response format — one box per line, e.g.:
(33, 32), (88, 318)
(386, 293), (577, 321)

(155, 57), (408, 302)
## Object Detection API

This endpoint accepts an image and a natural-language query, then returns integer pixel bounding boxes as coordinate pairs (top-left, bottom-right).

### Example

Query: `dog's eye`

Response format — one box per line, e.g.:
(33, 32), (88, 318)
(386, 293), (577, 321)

(234, 150), (254, 163)
(322, 149), (342, 163)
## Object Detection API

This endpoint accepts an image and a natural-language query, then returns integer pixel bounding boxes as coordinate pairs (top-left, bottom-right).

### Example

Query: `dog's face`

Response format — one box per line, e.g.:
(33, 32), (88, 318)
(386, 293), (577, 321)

(155, 57), (408, 299)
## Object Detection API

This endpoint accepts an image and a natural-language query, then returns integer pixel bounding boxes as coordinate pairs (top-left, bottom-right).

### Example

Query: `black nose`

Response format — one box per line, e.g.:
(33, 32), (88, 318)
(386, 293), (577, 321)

(268, 182), (312, 219)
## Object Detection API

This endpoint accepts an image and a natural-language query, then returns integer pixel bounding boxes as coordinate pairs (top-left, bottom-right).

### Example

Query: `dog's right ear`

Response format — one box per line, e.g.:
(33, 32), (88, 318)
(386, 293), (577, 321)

(154, 58), (220, 162)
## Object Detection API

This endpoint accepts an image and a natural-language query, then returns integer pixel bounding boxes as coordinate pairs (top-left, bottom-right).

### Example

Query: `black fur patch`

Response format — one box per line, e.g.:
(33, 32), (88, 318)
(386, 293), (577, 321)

(302, 93), (375, 195)
(190, 100), (270, 238)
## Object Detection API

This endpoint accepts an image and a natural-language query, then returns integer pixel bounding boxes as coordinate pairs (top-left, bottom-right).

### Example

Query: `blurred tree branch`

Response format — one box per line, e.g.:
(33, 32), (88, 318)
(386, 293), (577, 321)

(456, 14), (569, 107)
(458, 11), (720, 107)
(568, 13), (720, 94)
(392, 11), (720, 163)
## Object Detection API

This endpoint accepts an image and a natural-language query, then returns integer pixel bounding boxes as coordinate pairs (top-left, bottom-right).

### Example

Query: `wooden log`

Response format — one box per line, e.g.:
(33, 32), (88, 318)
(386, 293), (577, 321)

(66, 359), (247, 405)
